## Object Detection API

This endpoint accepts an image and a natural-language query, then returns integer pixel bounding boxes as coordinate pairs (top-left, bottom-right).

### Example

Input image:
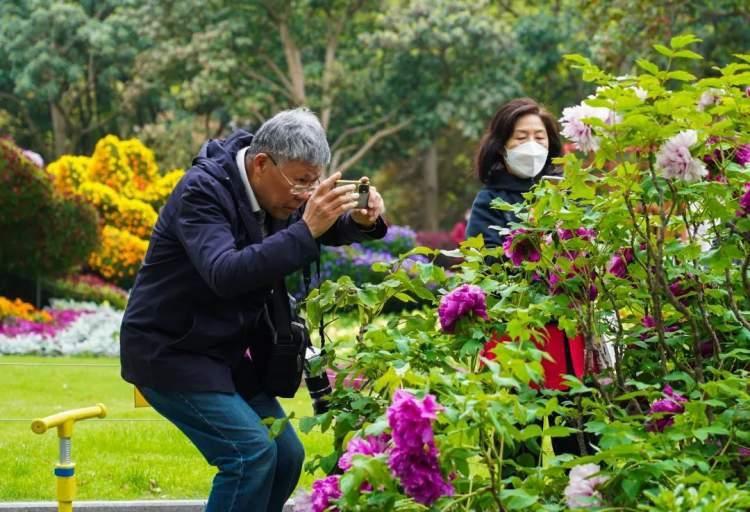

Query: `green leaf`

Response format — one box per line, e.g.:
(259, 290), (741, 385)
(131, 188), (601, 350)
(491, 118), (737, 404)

(673, 49), (703, 60)
(667, 70), (696, 81)
(670, 34), (701, 50)
(637, 59), (659, 75)
(653, 44), (675, 57)
(694, 425), (729, 441)
(500, 489), (538, 509)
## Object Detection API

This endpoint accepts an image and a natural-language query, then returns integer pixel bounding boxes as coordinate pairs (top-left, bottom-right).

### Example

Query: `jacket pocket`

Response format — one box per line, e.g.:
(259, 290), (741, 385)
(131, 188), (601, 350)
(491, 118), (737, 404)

(171, 309), (250, 352)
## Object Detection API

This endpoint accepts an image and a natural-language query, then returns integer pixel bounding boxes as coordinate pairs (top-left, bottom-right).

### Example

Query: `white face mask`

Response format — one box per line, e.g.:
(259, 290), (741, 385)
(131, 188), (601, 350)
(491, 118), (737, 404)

(504, 140), (549, 179)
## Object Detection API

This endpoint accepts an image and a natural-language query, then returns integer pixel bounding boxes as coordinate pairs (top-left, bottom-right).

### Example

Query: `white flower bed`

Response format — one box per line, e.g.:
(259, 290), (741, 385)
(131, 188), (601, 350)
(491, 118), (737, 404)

(0, 299), (123, 356)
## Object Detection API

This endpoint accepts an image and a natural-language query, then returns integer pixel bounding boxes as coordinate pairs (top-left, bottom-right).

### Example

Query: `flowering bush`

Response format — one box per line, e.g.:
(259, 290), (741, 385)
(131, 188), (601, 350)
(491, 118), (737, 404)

(0, 138), (99, 279)
(48, 135), (185, 287)
(42, 274), (129, 310)
(297, 38), (750, 510)
(87, 226), (149, 289)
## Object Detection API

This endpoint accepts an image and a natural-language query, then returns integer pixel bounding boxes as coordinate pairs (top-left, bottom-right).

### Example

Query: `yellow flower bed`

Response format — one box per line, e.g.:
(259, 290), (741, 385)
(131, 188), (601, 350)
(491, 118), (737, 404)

(0, 297), (52, 323)
(47, 155), (92, 196)
(47, 134), (182, 287)
(88, 226), (149, 285)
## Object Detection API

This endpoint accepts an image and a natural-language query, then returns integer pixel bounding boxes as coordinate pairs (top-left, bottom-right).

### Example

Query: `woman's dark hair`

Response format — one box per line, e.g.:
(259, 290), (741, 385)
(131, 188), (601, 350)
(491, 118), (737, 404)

(474, 97), (561, 184)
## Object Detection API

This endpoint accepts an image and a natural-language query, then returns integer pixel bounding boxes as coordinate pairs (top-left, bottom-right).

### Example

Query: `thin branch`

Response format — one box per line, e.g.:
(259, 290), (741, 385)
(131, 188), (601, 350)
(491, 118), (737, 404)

(334, 119), (412, 175)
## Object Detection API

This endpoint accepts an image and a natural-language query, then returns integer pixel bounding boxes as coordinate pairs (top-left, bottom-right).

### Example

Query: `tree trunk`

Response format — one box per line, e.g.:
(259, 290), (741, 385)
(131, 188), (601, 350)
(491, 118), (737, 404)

(278, 20), (305, 105)
(422, 143), (440, 231)
(50, 101), (68, 157)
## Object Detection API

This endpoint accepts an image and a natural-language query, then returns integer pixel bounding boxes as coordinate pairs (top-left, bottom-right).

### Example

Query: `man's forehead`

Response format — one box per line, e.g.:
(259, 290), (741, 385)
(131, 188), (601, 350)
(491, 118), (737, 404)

(284, 160), (323, 178)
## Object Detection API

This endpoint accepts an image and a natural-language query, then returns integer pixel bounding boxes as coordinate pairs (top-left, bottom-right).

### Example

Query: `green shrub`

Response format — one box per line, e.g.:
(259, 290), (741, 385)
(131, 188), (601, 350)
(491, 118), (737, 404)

(0, 139), (100, 279)
(42, 274), (129, 310)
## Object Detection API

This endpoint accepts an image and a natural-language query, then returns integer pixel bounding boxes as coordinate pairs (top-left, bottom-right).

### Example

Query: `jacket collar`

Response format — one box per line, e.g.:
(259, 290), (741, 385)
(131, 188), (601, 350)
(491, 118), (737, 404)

(485, 162), (556, 192)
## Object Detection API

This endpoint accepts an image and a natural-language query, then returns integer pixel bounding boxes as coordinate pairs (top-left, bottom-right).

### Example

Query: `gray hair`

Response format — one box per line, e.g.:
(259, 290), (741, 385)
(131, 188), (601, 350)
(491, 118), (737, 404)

(247, 108), (330, 167)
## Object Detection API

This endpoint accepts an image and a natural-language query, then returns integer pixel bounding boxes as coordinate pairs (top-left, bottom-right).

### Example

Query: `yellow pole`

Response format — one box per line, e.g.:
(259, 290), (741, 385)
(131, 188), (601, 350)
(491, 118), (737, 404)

(31, 404), (107, 512)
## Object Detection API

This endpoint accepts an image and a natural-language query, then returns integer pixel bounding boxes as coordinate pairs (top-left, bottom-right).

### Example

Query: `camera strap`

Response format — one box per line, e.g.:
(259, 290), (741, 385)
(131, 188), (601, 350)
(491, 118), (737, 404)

(302, 248), (326, 349)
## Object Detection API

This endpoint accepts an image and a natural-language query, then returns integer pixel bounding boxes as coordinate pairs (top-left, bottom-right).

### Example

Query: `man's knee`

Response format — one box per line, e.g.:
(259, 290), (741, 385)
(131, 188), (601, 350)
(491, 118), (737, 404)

(216, 439), (278, 479)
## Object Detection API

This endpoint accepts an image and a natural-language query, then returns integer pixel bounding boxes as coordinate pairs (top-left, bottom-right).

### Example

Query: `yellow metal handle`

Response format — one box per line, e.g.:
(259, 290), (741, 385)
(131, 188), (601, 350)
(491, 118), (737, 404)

(31, 403), (107, 437)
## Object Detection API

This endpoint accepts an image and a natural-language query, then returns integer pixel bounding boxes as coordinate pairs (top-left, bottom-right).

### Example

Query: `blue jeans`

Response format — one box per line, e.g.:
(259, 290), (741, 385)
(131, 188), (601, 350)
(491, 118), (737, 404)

(140, 388), (304, 512)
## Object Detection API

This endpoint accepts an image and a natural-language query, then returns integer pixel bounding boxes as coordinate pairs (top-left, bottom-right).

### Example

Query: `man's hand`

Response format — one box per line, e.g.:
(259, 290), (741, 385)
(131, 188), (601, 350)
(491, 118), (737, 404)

(350, 186), (385, 228)
(302, 172), (359, 238)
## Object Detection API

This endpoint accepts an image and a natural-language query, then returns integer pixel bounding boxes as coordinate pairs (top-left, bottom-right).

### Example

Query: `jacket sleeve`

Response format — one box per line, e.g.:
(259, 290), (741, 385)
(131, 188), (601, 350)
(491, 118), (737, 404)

(466, 189), (512, 249)
(174, 173), (320, 298)
(317, 213), (388, 246)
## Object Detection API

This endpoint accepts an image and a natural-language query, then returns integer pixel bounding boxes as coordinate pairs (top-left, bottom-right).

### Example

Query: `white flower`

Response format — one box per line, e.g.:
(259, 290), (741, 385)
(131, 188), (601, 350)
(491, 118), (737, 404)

(656, 130), (707, 182)
(632, 86), (648, 100)
(697, 88), (723, 111)
(564, 463), (609, 509)
(560, 104), (617, 154)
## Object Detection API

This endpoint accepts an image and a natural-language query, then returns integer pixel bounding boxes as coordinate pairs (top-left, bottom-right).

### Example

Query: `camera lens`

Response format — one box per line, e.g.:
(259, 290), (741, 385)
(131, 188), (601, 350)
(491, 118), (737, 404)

(304, 372), (331, 415)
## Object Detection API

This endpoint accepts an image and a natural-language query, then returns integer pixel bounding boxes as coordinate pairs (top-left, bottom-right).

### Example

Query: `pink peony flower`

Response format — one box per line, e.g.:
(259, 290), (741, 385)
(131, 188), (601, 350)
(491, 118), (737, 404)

(606, 248), (634, 278)
(647, 384), (687, 432)
(437, 284), (488, 333)
(310, 475), (341, 512)
(387, 390), (442, 451)
(563, 463), (609, 508)
(737, 183), (750, 217)
(22, 149), (44, 168)
(338, 434), (390, 471)
(560, 104), (616, 154)
(656, 130), (708, 182)
(503, 229), (541, 266)
(739, 446), (750, 458)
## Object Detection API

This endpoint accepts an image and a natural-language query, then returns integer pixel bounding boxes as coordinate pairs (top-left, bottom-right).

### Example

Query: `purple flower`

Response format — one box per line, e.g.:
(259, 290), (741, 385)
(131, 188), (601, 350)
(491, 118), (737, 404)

(338, 434), (390, 471)
(656, 130), (708, 182)
(739, 446), (750, 458)
(310, 475), (341, 512)
(438, 284), (488, 333)
(557, 227), (596, 242)
(736, 145), (750, 167)
(606, 254), (628, 278)
(647, 385), (687, 432)
(386, 390), (453, 506)
(560, 104), (616, 154)
(503, 229), (541, 266)
(738, 183), (750, 217)
(388, 446), (454, 505)
(563, 463), (609, 509)
(387, 390), (442, 451)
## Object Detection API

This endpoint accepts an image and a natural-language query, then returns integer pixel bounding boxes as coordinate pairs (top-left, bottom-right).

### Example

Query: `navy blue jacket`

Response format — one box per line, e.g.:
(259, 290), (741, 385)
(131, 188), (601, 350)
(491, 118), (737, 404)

(120, 130), (386, 396)
(466, 163), (554, 248)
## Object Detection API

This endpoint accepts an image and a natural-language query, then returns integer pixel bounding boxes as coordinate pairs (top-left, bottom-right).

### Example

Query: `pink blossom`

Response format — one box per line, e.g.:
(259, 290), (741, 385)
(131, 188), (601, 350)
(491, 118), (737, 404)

(22, 149), (44, 168)
(338, 434), (390, 471)
(503, 229), (541, 266)
(739, 446), (750, 458)
(387, 390), (442, 451)
(606, 248), (633, 278)
(656, 130), (708, 182)
(438, 284), (488, 333)
(647, 385), (687, 432)
(737, 183), (750, 217)
(560, 104), (616, 154)
(563, 463), (609, 508)
(310, 475), (341, 512)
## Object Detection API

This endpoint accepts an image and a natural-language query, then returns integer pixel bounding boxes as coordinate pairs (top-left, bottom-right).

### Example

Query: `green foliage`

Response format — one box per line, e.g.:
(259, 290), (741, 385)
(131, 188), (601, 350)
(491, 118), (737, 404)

(0, 139), (99, 279)
(42, 274), (129, 310)
(298, 39), (750, 510)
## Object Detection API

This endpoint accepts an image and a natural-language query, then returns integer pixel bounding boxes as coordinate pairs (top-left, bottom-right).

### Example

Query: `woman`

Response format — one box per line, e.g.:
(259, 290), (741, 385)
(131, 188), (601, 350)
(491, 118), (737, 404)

(467, 97), (562, 247)
(469, 98), (594, 456)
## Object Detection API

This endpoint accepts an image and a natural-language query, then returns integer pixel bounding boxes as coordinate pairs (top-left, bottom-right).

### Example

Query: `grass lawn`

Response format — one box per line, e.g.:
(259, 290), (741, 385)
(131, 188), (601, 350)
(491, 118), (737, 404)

(0, 355), (332, 501)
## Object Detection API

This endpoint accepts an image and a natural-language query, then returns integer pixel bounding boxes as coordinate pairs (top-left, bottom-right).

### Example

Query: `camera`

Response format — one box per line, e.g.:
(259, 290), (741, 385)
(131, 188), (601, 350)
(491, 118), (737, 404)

(304, 345), (332, 415)
(336, 177), (370, 209)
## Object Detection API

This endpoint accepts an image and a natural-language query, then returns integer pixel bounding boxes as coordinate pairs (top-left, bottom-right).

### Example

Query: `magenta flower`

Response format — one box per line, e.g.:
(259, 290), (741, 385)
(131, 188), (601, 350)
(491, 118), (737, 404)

(388, 446), (454, 505)
(739, 446), (750, 458)
(386, 390), (453, 506)
(438, 284), (488, 333)
(606, 251), (631, 278)
(656, 130), (708, 182)
(563, 463), (609, 508)
(503, 229), (541, 266)
(310, 475), (341, 512)
(736, 145), (750, 167)
(737, 183), (750, 217)
(647, 385), (687, 432)
(338, 434), (390, 471)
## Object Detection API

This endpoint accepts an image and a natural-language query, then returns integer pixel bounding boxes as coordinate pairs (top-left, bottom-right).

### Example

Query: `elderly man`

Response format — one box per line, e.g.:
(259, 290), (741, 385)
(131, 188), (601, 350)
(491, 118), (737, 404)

(120, 108), (386, 511)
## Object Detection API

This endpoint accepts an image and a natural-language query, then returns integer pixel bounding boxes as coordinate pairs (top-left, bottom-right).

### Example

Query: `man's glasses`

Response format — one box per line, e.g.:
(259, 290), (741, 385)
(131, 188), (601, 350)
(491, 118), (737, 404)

(265, 153), (320, 195)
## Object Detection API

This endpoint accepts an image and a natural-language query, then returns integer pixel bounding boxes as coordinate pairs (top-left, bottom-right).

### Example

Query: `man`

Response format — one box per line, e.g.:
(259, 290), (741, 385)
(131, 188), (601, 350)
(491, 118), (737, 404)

(120, 108), (387, 511)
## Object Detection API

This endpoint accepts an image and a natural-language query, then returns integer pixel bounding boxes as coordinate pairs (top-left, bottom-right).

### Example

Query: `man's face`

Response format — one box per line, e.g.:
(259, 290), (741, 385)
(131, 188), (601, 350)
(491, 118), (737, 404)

(249, 152), (322, 219)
